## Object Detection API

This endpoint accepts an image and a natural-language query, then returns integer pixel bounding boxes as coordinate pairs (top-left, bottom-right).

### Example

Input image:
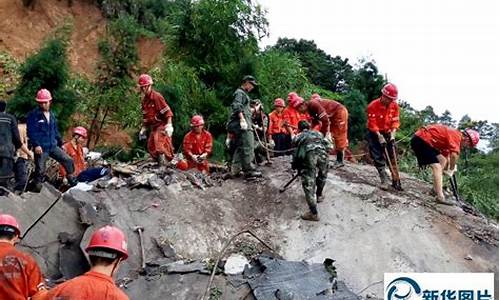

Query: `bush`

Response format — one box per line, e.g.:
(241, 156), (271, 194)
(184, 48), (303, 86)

(7, 26), (76, 131)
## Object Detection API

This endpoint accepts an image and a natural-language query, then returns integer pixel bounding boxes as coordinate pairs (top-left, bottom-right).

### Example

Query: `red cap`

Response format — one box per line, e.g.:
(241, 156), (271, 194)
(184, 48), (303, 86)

(86, 225), (128, 260)
(36, 89), (52, 103)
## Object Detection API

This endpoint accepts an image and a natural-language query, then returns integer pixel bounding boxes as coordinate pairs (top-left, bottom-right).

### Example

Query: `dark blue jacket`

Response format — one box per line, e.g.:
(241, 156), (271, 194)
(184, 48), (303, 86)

(27, 107), (63, 151)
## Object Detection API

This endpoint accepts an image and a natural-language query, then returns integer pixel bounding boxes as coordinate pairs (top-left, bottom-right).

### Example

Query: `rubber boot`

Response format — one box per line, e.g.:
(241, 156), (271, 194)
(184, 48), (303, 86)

(376, 166), (390, 190)
(244, 169), (262, 178)
(157, 154), (167, 166)
(332, 150), (345, 168)
(316, 187), (324, 203)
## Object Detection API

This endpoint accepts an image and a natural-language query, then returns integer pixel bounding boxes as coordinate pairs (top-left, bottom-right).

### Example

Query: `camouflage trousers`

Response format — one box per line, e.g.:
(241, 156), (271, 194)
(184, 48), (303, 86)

(300, 150), (329, 214)
(232, 129), (255, 172)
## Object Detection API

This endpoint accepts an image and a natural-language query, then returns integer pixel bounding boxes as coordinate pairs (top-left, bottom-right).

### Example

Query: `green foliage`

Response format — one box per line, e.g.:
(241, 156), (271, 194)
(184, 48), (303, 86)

(0, 52), (20, 100)
(351, 59), (386, 103)
(7, 25), (76, 131)
(342, 89), (367, 142)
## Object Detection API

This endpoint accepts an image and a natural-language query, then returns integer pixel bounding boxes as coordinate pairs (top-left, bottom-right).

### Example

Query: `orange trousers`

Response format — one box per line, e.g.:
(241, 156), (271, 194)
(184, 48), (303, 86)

(147, 125), (174, 160)
(330, 106), (349, 151)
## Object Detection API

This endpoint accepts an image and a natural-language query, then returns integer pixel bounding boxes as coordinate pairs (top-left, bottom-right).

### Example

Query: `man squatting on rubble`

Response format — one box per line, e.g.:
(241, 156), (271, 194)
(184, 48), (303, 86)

(0, 101), (33, 196)
(292, 120), (331, 222)
(60, 126), (110, 183)
(176, 115), (213, 174)
(0, 214), (47, 300)
(138, 74), (175, 166)
(27, 89), (77, 192)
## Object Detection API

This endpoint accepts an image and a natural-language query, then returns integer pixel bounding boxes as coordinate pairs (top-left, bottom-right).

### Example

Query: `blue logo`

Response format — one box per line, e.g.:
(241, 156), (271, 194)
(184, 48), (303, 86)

(386, 277), (422, 300)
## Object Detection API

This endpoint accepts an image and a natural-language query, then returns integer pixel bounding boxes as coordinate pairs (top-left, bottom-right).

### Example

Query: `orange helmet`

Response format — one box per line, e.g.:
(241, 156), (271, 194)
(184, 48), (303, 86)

(36, 89), (52, 103)
(292, 97), (305, 109)
(463, 128), (480, 148)
(381, 83), (398, 100)
(138, 74), (153, 87)
(73, 126), (88, 139)
(274, 98), (285, 107)
(0, 214), (20, 236)
(190, 115), (205, 127)
(86, 225), (128, 260)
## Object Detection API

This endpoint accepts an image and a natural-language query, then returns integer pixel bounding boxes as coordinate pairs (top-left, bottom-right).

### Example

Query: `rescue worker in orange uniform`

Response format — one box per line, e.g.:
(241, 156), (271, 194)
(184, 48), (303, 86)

(60, 127), (110, 183)
(267, 98), (288, 156)
(295, 94), (349, 167)
(0, 214), (47, 300)
(43, 225), (129, 300)
(283, 92), (311, 154)
(411, 125), (480, 205)
(179, 115), (213, 174)
(366, 83), (400, 189)
(138, 74), (174, 166)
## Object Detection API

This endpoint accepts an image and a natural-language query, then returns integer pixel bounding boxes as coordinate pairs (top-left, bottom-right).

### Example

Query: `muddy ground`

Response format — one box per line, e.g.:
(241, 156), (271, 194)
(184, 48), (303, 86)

(0, 157), (498, 299)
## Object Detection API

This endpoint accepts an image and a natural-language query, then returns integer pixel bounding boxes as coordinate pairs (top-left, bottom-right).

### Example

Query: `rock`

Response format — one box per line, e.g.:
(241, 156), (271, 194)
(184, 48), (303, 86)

(464, 255), (473, 260)
(154, 237), (177, 258)
(224, 253), (249, 275)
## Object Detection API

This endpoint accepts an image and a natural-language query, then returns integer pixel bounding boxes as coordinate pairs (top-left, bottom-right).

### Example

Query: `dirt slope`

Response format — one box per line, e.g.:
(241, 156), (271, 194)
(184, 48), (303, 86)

(1, 159), (498, 299)
(0, 0), (163, 76)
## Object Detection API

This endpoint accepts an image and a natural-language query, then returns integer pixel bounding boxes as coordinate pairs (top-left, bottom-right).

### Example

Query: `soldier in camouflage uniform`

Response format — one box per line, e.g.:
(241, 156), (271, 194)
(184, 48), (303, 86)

(250, 99), (269, 165)
(226, 76), (262, 178)
(292, 120), (330, 221)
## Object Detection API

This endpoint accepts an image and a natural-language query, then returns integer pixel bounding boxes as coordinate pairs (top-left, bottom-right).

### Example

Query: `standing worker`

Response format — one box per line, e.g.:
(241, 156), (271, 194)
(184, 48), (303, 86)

(43, 225), (129, 300)
(366, 83), (400, 189)
(179, 115), (213, 174)
(0, 214), (47, 300)
(267, 98), (288, 156)
(138, 74), (174, 166)
(226, 75), (262, 178)
(294, 95), (349, 167)
(291, 121), (330, 222)
(0, 101), (32, 195)
(250, 99), (269, 165)
(26, 89), (76, 193)
(411, 125), (479, 205)
(13, 116), (33, 195)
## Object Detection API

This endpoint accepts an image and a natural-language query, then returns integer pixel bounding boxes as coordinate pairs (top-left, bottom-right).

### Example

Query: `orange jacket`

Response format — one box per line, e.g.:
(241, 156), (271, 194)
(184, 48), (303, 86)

(0, 242), (46, 300)
(283, 106), (311, 134)
(43, 271), (129, 300)
(308, 99), (346, 136)
(415, 124), (463, 156)
(366, 98), (400, 133)
(183, 129), (213, 160)
(60, 142), (86, 177)
(142, 90), (173, 128)
(268, 110), (287, 136)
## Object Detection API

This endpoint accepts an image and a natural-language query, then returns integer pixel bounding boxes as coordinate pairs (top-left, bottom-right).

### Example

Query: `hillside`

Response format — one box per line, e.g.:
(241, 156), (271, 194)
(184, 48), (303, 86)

(2, 158), (497, 299)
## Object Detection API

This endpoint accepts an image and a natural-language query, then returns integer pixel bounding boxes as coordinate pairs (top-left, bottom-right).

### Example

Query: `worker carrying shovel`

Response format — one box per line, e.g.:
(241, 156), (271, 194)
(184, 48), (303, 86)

(366, 83), (401, 190)
(410, 124), (479, 205)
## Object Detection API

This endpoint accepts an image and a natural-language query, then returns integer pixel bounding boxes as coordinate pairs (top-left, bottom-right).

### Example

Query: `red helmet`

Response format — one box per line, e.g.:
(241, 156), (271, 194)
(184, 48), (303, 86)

(274, 98), (285, 107)
(190, 115), (204, 127)
(287, 92), (299, 102)
(86, 225), (128, 260)
(138, 74), (153, 87)
(0, 214), (20, 236)
(176, 159), (189, 171)
(292, 97), (305, 109)
(311, 93), (321, 101)
(73, 126), (88, 138)
(464, 128), (480, 148)
(381, 83), (398, 100)
(36, 89), (52, 103)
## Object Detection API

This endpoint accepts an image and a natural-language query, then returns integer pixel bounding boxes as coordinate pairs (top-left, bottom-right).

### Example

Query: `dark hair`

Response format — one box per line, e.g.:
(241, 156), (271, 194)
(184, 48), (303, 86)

(0, 100), (6, 112)
(89, 255), (118, 267)
(298, 120), (311, 131)
(0, 229), (16, 240)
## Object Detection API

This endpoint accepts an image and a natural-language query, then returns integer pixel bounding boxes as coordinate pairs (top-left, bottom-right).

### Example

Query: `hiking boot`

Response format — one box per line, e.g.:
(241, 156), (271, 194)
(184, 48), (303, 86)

(301, 211), (320, 222)
(157, 154), (168, 166)
(376, 167), (390, 190)
(244, 170), (262, 178)
(316, 195), (324, 203)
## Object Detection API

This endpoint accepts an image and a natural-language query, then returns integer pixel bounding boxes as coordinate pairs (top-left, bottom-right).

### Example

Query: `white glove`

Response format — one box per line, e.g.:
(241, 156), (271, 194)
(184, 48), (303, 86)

(139, 127), (147, 141)
(268, 138), (275, 148)
(444, 165), (457, 177)
(240, 119), (248, 131)
(199, 153), (208, 161)
(225, 137), (231, 148)
(377, 133), (387, 145)
(390, 130), (396, 142)
(165, 123), (174, 137)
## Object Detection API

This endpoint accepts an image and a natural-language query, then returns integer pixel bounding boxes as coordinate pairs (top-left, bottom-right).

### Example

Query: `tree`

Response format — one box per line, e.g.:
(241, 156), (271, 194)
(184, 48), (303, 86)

(418, 106), (439, 124)
(342, 89), (367, 143)
(351, 59), (385, 103)
(438, 110), (455, 127)
(7, 25), (76, 131)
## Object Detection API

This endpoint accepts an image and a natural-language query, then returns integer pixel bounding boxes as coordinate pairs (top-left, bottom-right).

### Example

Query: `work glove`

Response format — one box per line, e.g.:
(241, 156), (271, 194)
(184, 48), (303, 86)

(165, 123), (174, 137)
(198, 153), (208, 162)
(268, 138), (275, 148)
(377, 133), (387, 146)
(34, 146), (43, 155)
(139, 127), (147, 141)
(443, 165), (457, 177)
(225, 137), (232, 148)
(389, 130), (396, 142)
(240, 119), (248, 131)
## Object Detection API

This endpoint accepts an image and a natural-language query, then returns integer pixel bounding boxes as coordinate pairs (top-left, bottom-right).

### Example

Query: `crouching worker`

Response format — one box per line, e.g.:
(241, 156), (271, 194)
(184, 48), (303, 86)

(60, 126), (110, 183)
(411, 125), (479, 205)
(292, 120), (330, 222)
(44, 225), (129, 300)
(0, 214), (47, 300)
(178, 115), (213, 174)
